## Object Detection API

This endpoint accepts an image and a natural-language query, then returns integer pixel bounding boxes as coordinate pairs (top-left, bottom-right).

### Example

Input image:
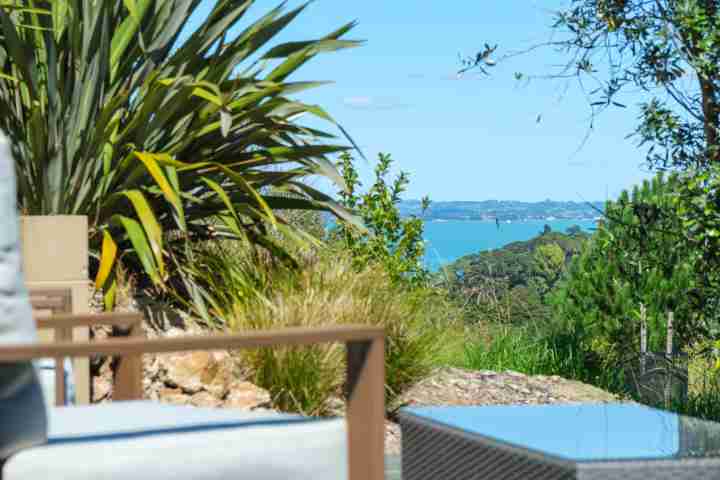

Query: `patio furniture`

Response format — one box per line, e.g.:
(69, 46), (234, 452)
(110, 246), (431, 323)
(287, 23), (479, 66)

(30, 288), (85, 407)
(1, 314), (385, 480)
(23, 215), (92, 405)
(399, 403), (720, 480)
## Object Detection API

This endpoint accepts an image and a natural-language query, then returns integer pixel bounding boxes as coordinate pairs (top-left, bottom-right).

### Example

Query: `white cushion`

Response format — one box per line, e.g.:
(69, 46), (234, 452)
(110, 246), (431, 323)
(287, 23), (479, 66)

(4, 402), (348, 480)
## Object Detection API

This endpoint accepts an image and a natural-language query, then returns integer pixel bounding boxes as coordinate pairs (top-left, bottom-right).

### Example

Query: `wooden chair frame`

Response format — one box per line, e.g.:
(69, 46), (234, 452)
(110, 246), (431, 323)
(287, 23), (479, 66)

(30, 286), (92, 404)
(0, 314), (385, 480)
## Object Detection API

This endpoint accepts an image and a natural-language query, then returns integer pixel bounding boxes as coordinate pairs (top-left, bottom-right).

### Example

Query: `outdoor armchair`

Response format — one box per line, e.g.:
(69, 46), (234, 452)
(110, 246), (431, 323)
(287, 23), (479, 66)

(0, 130), (385, 480)
(0, 313), (385, 480)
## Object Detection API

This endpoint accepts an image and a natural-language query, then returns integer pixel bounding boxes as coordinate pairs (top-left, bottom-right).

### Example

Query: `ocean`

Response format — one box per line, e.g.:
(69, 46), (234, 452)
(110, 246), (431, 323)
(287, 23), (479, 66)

(423, 219), (598, 271)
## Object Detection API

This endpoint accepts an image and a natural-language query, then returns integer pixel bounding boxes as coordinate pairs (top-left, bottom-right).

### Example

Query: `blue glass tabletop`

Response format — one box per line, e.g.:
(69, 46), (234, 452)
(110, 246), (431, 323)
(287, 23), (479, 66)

(402, 403), (720, 462)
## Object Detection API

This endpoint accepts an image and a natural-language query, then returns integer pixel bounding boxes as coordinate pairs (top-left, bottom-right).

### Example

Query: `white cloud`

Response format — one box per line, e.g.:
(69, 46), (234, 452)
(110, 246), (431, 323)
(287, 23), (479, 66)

(343, 96), (374, 107)
(342, 96), (409, 111)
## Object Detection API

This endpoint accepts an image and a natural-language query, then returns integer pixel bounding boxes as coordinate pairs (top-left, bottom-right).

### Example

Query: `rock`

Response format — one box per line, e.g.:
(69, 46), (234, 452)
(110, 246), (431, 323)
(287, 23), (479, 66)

(163, 327), (189, 339)
(191, 391), (223, 408)
(385, 421), (402, 455)
(224, 381), (271, 410)
(92, 359), (114, 402)
(203, 352), (236, 398)
(158, 387), (190, 405)
(93, 372), (113, 402)
(325, 396), (346, 417)
(88, 290), (276, 413)
(163, 351), (224, 394)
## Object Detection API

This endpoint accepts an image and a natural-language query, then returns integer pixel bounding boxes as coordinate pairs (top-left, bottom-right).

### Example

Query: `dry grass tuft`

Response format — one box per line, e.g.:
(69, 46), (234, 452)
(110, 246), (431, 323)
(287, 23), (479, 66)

(229, 254), (462, 415)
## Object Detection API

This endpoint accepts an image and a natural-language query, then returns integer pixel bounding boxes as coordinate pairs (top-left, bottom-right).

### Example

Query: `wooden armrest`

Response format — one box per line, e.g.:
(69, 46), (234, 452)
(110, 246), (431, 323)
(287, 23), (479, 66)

(33, 313), (145, 409)
(35, 312), (143, 330)
(0, 325), (383, 359)
(0, 322), (385, 480)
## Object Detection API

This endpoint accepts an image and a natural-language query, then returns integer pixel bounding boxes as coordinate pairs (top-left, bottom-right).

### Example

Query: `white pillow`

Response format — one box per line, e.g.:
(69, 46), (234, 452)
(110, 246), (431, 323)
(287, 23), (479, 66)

(0, 132), (48, 459)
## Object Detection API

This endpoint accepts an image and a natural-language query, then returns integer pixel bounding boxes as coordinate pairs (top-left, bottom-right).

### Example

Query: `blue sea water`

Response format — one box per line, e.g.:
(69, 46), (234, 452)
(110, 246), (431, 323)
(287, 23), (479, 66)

(423, 219), (598, 271)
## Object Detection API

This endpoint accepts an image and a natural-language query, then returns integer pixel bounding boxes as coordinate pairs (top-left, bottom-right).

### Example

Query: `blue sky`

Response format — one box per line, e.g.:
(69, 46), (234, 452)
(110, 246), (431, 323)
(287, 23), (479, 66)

(191, 1), (652, 202)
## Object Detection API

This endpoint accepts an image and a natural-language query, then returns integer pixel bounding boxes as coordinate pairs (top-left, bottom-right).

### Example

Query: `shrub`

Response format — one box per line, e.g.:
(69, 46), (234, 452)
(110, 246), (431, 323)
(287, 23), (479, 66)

(553, 174), (703, 362)
(464, 323), (575, 377)
(227, 253), (461, 415)
(178, 238), (275, 327)
(668, 387), (720, 422)
(332, 152), (430, 287)
(462, 317), (614, 389)
(444, 228), (590, 326)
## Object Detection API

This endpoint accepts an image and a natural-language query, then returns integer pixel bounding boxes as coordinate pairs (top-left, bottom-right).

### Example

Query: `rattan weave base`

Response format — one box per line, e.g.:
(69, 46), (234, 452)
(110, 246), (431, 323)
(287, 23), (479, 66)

(399, 411), (720, 480)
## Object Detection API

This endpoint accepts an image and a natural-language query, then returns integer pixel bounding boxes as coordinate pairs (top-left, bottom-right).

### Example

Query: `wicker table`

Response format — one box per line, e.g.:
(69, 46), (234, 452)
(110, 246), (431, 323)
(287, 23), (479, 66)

(398, 403), (720, 480)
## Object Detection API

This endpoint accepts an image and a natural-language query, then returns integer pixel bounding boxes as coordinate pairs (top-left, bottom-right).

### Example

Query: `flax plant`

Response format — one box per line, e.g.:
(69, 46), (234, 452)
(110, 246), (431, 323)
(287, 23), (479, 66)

(0, 0), (361, 307)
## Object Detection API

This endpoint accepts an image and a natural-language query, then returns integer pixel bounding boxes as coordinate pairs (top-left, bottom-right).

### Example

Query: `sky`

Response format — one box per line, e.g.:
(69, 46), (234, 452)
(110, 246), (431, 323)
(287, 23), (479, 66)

(190, 1), (653, 202)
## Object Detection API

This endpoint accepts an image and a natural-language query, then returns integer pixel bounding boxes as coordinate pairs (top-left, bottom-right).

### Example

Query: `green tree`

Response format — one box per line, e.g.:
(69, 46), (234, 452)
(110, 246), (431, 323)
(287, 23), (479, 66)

(0, 1), (360, 307)
(553, 174), (704, 361)
(566, 225), (583, 236)
(446, 229), (588, 324)
(467, 1), (720, 170)
(333, 152), (430, 286)
(530, 243), (565, 298)
(552, 0), (720, 169)
(464, 1), (720, 346)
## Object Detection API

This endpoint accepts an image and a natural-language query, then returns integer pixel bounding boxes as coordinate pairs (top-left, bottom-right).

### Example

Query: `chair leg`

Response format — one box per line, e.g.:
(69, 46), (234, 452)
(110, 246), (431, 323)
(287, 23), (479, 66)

(346, 338), (385, 480)
(114, 323), (144, 401)
(54, 327), (71, 406)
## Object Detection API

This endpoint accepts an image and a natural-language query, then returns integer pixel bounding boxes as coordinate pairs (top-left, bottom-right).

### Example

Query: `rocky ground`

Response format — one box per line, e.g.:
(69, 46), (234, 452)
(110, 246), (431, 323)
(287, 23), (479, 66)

(90, 290), (273, 410)
(383, 367), (620, 454)
(92, 324), (272, 410)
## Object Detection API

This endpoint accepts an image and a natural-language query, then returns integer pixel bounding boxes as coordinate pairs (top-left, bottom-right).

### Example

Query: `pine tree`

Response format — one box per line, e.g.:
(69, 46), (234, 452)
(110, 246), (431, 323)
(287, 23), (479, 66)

(553, 173), (701, 362)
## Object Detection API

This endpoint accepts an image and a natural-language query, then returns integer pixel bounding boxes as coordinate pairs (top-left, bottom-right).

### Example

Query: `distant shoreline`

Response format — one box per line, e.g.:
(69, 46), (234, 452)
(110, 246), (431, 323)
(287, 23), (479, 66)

(420, 217), (602, 222)
(398, 199), (605, 224)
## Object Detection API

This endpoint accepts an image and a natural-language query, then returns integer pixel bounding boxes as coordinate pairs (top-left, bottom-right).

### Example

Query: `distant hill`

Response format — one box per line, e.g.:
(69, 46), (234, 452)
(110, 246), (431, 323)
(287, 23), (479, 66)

(447, 228), (590, 286)
(443, 227), (591, 324)
(399, 199), (604, 221)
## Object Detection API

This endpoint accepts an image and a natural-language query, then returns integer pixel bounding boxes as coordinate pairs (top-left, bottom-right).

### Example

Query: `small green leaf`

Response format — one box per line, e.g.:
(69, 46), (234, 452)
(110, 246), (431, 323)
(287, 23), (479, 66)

(112, 214), (161, 285)
(122, 189), (165, 277)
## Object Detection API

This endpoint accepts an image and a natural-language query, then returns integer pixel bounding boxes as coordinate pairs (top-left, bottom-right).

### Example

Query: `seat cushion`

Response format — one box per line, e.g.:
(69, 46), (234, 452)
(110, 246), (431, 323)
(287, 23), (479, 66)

(3, 402), (347, 480)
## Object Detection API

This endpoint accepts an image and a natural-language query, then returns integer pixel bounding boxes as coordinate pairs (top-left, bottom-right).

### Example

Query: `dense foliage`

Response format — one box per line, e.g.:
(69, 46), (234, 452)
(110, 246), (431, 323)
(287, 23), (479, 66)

(332, 152), (430, 286)
(230, 255), (460, 414)
(178, 147), (463, 413)
(446, 226), (589, 324)
(0, 0), (360, 308)
(554, 174), (712, 360)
